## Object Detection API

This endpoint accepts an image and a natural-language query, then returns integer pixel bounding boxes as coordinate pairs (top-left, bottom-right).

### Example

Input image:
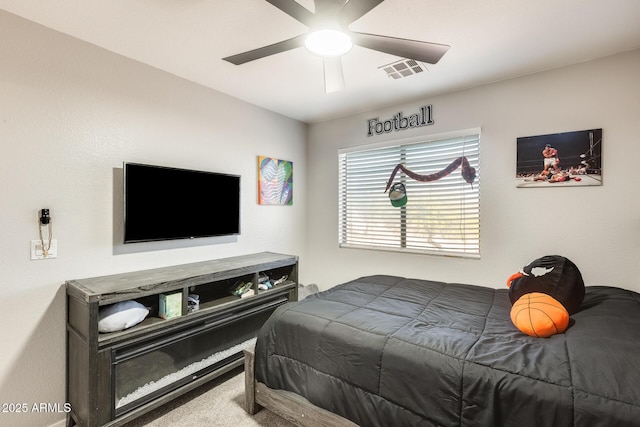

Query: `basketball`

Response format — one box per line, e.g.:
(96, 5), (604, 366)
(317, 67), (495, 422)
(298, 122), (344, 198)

(510, 292), (569, 338)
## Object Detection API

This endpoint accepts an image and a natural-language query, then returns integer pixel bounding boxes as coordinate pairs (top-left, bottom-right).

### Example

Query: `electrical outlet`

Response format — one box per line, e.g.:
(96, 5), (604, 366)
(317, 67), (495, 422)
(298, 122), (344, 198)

(31, 239), (58, 260)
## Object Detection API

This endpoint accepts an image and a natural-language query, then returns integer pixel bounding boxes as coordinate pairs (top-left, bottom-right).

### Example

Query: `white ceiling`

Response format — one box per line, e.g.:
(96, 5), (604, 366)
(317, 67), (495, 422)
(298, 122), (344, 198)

(2, 0), (640, 124)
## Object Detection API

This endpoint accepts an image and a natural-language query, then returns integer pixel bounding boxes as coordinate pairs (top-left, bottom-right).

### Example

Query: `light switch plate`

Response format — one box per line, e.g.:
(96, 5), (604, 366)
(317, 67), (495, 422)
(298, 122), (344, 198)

(31, 239), (57, 260)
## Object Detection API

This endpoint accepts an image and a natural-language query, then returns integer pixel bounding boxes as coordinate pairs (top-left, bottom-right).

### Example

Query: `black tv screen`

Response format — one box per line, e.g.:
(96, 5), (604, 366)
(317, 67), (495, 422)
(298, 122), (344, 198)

(124, 163), (240, 243)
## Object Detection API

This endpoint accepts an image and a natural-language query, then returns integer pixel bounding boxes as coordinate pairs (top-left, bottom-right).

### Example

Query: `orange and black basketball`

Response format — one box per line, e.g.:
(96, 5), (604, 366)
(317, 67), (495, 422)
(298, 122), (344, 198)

(510, 292), (569, 338)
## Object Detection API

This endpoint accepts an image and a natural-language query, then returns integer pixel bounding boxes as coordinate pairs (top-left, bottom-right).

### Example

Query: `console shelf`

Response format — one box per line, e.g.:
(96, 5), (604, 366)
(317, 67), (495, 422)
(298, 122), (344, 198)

(66, 252), (298, 427)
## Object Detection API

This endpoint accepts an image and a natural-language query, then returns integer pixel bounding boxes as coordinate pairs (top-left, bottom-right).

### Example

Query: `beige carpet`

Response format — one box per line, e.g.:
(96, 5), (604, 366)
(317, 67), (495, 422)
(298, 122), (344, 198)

(124, 366), (294, 427)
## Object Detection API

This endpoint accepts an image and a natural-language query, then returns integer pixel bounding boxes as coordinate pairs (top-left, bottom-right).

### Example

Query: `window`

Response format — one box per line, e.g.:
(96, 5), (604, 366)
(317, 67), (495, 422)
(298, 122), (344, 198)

(338, 130), (480, 258)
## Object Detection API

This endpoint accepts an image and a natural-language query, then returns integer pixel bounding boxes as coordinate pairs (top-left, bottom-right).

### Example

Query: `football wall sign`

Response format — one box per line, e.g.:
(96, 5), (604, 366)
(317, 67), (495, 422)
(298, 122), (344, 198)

(367, 105), (433, 137)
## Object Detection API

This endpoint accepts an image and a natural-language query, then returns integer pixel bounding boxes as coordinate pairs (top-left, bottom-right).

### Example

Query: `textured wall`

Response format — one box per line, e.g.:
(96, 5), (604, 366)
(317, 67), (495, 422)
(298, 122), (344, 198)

(307, 49), (640, 292)
(0, 11), (307, 427)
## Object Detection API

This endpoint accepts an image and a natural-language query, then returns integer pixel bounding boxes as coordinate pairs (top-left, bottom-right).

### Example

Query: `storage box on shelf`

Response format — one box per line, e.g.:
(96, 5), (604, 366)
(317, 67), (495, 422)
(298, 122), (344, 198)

(66, 252), (298, 427)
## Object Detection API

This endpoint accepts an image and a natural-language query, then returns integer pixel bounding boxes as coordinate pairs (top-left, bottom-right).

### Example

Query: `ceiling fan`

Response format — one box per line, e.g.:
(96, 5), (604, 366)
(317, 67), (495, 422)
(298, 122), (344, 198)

(222, 0), (450, 93)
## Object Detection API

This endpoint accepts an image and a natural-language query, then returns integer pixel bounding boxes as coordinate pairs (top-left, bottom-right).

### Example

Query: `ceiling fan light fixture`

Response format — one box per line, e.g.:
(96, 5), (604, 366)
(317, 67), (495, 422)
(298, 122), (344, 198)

(305, 29), (352, 57)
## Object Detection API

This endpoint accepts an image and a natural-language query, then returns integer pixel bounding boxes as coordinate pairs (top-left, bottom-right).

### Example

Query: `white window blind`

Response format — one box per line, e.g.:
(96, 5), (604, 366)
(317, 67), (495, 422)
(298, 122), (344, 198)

(338, 132), (480, 258)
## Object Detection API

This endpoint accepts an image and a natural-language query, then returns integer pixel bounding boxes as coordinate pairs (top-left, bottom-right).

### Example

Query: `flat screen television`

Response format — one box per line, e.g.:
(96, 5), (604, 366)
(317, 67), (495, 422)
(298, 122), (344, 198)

(124, 162), (240, 243)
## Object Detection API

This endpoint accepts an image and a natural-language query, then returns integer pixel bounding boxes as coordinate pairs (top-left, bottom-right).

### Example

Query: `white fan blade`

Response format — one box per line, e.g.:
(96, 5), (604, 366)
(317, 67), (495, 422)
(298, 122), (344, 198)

(323, 56), (345, 93)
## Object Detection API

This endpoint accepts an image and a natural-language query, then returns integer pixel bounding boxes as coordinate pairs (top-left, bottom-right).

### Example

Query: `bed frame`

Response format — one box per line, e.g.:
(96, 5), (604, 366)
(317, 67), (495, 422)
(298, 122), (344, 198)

(244, 346), (356, 427)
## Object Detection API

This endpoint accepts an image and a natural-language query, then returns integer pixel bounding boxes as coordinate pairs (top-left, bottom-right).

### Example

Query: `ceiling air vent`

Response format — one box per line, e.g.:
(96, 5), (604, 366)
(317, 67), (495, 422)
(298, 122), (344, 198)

(379, 59), (427, 79)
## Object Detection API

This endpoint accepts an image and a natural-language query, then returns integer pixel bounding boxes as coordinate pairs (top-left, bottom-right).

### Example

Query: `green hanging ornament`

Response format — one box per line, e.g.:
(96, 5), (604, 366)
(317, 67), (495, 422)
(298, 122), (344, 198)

(388, 182), (407, 207)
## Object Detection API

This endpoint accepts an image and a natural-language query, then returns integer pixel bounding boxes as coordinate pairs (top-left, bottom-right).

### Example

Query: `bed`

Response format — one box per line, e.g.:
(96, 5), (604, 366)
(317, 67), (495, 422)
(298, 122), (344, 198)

(244, 275), (640, 426)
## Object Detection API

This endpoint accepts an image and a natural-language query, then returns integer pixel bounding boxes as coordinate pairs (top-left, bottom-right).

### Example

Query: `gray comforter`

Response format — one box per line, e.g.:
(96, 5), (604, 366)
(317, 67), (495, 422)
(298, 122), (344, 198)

(255, 275), (640, 426)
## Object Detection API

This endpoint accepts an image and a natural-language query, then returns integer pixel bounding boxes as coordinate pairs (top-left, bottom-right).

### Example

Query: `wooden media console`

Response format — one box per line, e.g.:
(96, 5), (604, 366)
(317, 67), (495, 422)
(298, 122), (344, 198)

(66, 252), (298, 427)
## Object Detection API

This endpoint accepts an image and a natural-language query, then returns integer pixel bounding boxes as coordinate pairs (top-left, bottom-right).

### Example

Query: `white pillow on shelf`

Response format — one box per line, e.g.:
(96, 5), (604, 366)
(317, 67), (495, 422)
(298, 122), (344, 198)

(98, 300), (149, 333)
